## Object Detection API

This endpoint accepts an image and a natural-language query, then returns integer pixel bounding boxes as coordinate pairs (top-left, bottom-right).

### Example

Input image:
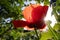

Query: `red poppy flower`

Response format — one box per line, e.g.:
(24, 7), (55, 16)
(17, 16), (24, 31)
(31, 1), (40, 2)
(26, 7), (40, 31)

(12, 4), (48, 30)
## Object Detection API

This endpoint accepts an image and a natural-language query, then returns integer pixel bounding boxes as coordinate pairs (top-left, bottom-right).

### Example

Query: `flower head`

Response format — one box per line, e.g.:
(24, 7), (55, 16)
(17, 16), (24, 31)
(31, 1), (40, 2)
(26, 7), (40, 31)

(12, 4), (48, 30)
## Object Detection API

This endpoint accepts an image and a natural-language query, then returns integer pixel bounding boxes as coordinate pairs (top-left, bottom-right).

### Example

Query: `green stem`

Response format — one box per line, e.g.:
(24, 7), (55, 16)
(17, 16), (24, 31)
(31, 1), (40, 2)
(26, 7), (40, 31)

(34, 28), (39, 40)
(48, 24), (58, 40)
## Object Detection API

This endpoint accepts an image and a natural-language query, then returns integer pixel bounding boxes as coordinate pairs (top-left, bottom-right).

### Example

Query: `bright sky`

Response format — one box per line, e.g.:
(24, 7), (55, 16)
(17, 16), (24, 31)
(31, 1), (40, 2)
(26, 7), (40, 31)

(43, 6), (57, 31)
(45, 6), (57, 27)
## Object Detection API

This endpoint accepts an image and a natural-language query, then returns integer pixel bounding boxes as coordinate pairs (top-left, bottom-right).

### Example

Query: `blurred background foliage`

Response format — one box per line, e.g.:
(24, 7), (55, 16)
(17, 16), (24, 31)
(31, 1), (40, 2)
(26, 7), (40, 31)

(0, 0), (60, 40)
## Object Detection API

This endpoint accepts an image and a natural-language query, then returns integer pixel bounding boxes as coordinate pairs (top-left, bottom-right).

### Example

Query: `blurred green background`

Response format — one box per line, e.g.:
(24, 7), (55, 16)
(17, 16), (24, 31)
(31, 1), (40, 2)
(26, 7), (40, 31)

(0, 0), (60, 40)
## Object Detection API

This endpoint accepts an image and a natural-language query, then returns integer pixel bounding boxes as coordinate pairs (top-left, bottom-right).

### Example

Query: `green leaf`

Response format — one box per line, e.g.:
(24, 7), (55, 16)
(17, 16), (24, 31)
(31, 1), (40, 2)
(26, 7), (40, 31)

(35, 0), (40, 3)
(44, 0), (49, 5)
(10, 30), (21, 40)
(40, 30), (53, 40)
(47, 22), (60, 40)
(53, 23), (60, 31)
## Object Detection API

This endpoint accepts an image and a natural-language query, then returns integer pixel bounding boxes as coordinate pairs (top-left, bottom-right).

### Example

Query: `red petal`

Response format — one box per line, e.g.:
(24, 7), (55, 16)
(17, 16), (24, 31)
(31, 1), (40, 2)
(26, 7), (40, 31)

(23, 4), (48, 23)
(22, 4), (42, 23)
(36, 22), (46, 29)
(24, 20), (46, 30)
(12, 20), (29, 28)
(43, 6), (48, 16)
(32, 6), (44, 22)
(23, 22), (46, 30)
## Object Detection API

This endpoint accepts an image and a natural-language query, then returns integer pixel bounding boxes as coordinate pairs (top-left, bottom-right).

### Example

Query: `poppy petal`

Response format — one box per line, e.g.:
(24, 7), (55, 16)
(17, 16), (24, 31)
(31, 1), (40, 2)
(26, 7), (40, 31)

(43, 6), (48, 16)
(12, 20), (29, 28)
(23, 4), (48, 23)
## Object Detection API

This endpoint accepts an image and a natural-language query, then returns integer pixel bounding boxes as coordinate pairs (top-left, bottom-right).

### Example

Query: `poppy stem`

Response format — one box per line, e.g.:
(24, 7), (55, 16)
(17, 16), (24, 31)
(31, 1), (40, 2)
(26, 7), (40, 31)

(48, 23), (58, 40)
(34, 28), (39, 40)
